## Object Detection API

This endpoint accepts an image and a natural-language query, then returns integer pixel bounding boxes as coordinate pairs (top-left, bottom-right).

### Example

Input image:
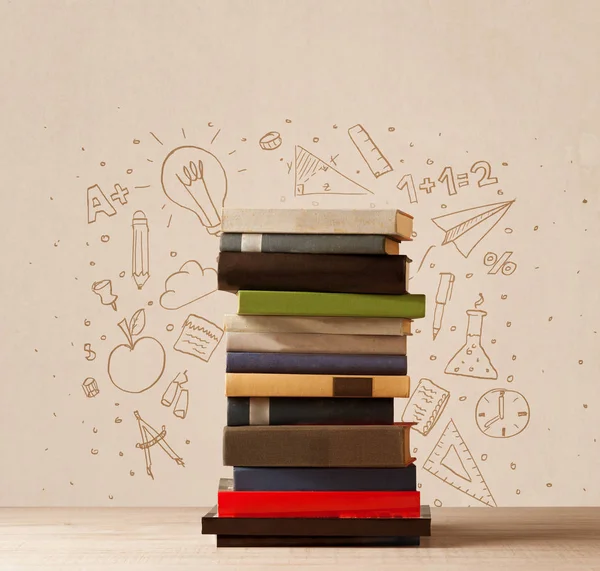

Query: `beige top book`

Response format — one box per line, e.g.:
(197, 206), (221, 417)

(221, 209), (414, 240)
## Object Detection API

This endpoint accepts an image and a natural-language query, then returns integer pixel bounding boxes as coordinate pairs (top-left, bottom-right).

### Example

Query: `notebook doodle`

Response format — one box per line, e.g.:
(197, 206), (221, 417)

(402, 378), (450, 436)
(173, 314), (223, 362)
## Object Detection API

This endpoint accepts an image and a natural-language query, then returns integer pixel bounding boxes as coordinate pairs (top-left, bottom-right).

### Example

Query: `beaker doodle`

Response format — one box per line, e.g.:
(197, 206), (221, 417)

(445, 296), (498, 380)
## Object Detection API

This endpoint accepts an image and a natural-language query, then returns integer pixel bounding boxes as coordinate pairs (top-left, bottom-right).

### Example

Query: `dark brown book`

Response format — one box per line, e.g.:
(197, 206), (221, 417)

(215, 535), (421, 547)
(223, 424), (415, 468)
(217, 252), (410, 294)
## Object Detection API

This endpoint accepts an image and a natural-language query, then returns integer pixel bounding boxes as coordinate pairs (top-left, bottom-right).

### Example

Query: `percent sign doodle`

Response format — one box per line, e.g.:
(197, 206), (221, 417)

(483, 251), (517, 275)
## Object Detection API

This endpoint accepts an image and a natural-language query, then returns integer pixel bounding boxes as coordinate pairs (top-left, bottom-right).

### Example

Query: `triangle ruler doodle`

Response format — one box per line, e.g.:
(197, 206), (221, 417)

(432, 200), (515, 258)
(423, 419), (496, 507)
(294, 145), (373, 196)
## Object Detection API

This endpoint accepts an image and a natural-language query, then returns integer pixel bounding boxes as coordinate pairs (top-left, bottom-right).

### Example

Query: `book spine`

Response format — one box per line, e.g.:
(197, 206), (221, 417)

(222, 425), (414, 467)
(237, 290), (427, 318)
(220, 233), (398, 255)
(226, 352), (408, 375)
(225, 374), (411, 398)
(217, 252), (409, 295)
(232, 465), (417, 491)
(225, 332), (407, 355)
(227, 397), (395, 426)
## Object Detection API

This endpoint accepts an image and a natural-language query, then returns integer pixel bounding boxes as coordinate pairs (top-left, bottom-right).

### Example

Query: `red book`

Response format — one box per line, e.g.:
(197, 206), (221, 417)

(217, 478), (420, 518)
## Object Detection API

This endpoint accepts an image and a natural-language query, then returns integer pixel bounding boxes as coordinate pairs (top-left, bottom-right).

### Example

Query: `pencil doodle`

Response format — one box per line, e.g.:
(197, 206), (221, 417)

(259, 131), (282, 151)
(402, 378), (450, 436)
(173, 314), (223, 362)
(161, 146), (228, 236)
(91, 279), (118, 311)
(294, 145), (373, 196)
(423, 419), (496, 507)
(159, 260), (217, 310)
(84, 343), (96, 361)
(132, 211), (150, 289)
(432, 273), (455, 340)
(82, 377), (99, 398)
(476, 388), (530, 438)
(161, 370), (190, 419)
(347, 124), (393, 178)
(108, 309), (166, 393)
(445, 294), (498, 380)
(432, 200), (515, 258)
(484, 251), (517, 275)
(134, 410), (184, 480)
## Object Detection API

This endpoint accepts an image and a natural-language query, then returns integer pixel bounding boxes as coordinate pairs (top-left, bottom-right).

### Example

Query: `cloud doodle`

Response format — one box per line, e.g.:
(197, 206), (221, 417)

(160, 260), (217, 310)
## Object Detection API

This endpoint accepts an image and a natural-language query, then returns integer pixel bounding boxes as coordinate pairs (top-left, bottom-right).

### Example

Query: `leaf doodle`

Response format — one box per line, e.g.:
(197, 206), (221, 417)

(129, 308), (146, 336)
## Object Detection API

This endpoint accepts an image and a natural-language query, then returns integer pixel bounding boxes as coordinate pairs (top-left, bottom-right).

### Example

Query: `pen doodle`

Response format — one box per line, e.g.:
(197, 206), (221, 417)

(161, 370), (190, 420)
(347, 124), (393, 178)
(160, 146), (228, 236)
(445, 294), (498, 380)
(174, 315), (223, 362)
(294, 145), (373, 196)
(401, 378), (450, 436)
(91, 279), (118, 310)
(132, 211), (150, 289)
(159, 260), (217, 310)
(259, 131), (282, 151)
(423, 419), (496, 507)
(82, 377), (99, 398)
(134, 410), (184, 480)
(484, 251), (517, 276)
(87, 183), (132, 223)
(433, 272), (455, 340)
(432, 200), (515, 258)
(476, 389), (530, 438)
(108, 309), (166, 393)
(84, 343), (96, 361)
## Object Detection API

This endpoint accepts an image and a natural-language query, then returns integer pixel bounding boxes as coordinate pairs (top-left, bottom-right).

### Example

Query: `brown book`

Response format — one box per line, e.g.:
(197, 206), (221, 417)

(223, 424), (415, 468)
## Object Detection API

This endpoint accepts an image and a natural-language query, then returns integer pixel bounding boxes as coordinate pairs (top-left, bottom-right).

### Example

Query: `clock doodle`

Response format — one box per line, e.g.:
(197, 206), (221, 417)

(475, 389), (530, 438)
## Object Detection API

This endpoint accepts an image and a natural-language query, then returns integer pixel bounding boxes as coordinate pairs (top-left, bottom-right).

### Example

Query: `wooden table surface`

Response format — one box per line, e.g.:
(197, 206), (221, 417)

(1, 507), (599, 570)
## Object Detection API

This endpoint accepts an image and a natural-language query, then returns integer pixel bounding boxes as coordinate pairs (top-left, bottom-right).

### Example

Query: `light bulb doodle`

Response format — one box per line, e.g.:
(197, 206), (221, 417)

(160, 146), (228, 236)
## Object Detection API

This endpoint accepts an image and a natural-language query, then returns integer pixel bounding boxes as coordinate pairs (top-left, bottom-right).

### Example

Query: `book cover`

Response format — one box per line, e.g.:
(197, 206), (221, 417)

(226, 373), (410, 398)
(220, 233), (400, 255)
(222, 424), (415, 467)
(217, 252), (410, 295)
(226, 352), (408, 375)
(227, 397), (395, 426)
(221, 208), (413, 240)
(237, 290), (426, 319)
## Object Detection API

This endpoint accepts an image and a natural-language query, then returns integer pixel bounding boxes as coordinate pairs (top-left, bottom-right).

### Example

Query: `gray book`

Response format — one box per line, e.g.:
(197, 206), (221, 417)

(220, 233), (400, 254)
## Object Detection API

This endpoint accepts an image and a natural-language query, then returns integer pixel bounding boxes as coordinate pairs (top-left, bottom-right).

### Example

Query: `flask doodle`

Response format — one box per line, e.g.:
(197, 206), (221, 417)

(160, 146), (228, 236)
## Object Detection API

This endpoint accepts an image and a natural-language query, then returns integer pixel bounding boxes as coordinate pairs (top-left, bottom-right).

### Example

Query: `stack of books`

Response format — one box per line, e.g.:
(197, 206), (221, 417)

(202, 208), (429, 548)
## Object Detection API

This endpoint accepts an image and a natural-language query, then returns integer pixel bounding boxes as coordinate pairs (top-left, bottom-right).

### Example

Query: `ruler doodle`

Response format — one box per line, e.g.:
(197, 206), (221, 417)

(348, 124), (393, 178)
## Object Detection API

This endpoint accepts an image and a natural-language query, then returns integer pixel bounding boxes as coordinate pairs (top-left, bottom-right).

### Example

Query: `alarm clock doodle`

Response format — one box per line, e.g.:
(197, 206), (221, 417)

(475, 389), (530, 438)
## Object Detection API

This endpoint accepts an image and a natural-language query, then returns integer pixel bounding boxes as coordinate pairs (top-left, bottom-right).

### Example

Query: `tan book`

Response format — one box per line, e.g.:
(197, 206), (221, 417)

(226, 373), (410, 398)
(224, 314), (412, 336)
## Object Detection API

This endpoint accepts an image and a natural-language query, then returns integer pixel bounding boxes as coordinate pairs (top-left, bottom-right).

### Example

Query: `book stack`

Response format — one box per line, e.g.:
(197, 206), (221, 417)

(201, 209), (429, 548)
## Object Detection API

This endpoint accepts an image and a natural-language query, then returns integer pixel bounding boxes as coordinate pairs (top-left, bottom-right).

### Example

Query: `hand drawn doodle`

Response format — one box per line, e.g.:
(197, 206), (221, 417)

(438, 166), (469, 196)
(159, 260), (217, 310)
(445, 294), (498, 380)
(423, 419), (496, 507)
(86, 184), (131, 223)
(294, 145), (373, 196)
(161, 370), (190, 419)
(347, 124), (393, 178)
(401, 378), (450, 436)
(484, 251), (517, 276)
(160, 146), (228, 236)
(82, 377), (99, 398)
(84, 343), (96, 361)
(173, 314), (223, 362)
(108, 309), (166, 393)
(433, 273), (455, 340)
(408, 245), (436, 281)
(132, 211), (150, 289)
(134, 410), (184, 480)
(470, 160), (498, 187)
(476, 389), (530, 438)
(259, 131), (282, 151)
(91, 279), (118, 310)
(432, 200), (515, 258)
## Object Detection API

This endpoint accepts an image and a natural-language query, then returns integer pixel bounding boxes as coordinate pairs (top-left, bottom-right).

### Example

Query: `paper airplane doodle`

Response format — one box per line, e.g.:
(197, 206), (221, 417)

(432, 200), (515, 258)
(294, 145), (373, 196)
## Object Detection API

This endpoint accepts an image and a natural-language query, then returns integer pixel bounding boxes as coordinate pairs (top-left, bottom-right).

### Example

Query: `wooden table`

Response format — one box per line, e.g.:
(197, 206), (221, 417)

(1, 507), (599, 570)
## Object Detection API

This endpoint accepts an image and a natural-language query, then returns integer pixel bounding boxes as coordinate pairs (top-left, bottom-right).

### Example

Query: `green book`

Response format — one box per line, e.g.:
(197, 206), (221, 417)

(237, 291), (426, 319)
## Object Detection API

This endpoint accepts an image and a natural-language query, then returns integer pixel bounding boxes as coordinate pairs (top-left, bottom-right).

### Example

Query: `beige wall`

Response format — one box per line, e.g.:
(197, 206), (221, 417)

(1, 0), (599, 507)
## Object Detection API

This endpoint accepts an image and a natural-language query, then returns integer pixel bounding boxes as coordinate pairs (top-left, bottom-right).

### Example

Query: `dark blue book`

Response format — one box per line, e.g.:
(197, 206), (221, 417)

(226, 352), (408, 375)
(233, 465), (417, 491)
(227, 397), (394, 426)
